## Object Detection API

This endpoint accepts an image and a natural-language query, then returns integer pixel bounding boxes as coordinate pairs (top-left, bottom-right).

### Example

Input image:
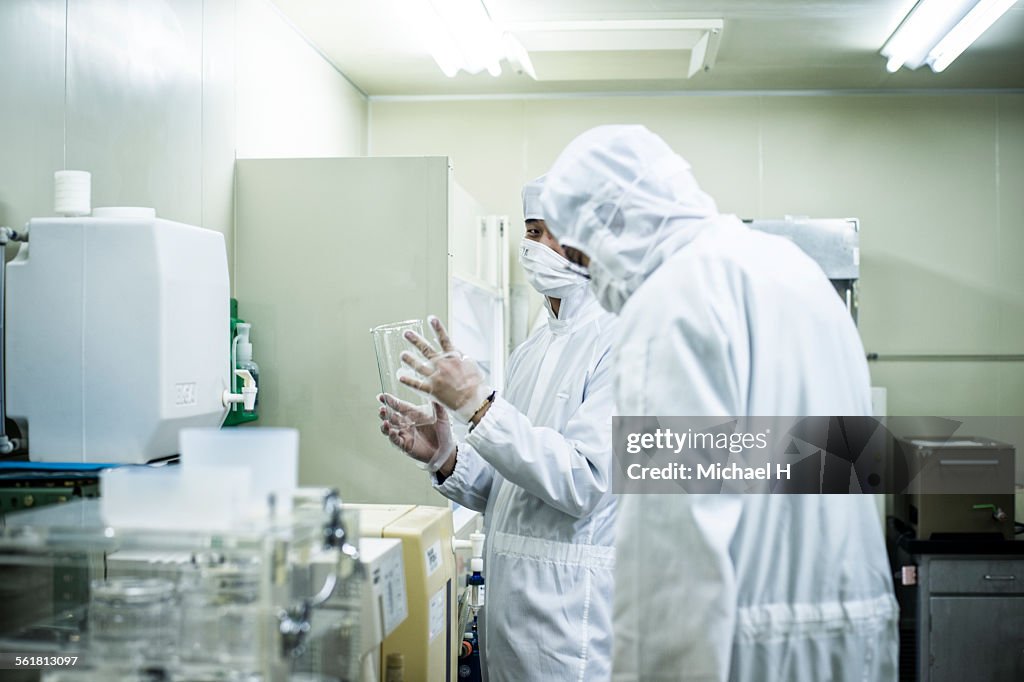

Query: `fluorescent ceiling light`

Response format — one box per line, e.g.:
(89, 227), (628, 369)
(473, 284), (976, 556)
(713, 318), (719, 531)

(506, 20), (723, 82)
(411, 0), (535, 79)
(881, 0), (1018, 73)
(928, 0), (1019, 71)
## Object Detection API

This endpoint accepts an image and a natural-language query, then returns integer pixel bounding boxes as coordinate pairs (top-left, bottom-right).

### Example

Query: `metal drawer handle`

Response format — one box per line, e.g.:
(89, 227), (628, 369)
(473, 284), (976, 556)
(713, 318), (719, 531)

(983, 574), (1017, 581)
(939, 459), (1000, 466)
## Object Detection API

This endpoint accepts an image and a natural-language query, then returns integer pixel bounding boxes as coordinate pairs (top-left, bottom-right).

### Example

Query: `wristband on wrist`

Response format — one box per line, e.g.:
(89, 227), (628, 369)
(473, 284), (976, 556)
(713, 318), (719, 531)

(468, 390), (497, 432)
(435, 444), (457, 484)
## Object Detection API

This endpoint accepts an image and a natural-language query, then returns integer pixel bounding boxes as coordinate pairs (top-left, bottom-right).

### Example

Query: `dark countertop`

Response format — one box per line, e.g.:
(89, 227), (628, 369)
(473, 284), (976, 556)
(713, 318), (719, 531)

(897, 537), (1024, 555)
(888, 516), (1024, 555)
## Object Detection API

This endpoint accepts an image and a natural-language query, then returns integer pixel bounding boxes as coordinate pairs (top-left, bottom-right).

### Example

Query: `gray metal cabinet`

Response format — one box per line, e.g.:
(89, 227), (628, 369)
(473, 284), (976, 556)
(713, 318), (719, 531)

(917, 556), (1024, 681)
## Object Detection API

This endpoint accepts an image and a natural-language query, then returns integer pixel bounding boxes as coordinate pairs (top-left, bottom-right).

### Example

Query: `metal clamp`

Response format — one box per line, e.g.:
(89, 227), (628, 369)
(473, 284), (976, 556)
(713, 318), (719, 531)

(278, 601), (313, 658)
(0, 226), (29, 245)
(323, 489), (361, 568)
(277, 568), (338, 658)
(277, 490), (363, 658)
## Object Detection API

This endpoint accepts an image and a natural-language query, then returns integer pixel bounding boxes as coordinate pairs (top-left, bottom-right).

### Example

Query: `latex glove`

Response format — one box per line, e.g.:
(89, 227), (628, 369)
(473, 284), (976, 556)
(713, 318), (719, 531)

(377, 393), (455, 473)
(399, 315), (491, 424)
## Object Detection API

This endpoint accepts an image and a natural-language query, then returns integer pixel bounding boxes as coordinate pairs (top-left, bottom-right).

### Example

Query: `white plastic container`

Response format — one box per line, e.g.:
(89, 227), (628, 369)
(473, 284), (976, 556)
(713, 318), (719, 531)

(179, 427), (299, 518)
(100, 466), (251, 530)
(5, 211), (231, 463)
(53, 170), (91, 217)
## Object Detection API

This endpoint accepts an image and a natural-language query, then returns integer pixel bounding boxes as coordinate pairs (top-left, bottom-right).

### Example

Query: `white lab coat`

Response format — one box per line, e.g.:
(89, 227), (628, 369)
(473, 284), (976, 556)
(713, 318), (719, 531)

(436, 286), (619, 682)
(612, 219), (899, 681)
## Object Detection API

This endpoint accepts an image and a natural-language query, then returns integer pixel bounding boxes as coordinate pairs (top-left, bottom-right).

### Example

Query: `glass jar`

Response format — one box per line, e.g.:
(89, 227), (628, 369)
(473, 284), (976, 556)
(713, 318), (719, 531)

(179, 557), (262, 668)
(89, 577), (177, 661)
(370, 319), (437, 429)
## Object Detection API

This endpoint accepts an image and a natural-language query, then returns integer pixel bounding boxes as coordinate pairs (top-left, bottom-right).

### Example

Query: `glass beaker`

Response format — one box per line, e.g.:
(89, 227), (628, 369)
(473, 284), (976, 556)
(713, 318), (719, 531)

(371, 319), (436, 428)
(179, 555), (261, 669)
(89, 577), (177, 661)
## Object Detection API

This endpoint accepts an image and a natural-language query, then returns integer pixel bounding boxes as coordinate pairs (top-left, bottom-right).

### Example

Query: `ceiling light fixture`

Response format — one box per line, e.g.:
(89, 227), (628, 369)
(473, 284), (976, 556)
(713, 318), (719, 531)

(881, 0), (1018, 73)
(411, 0), (535, 79)
(505, 20), (723, 82)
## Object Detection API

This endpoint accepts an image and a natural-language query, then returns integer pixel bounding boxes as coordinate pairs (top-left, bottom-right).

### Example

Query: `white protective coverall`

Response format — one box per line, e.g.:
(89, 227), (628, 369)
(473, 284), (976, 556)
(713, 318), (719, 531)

(433, 186), (619, 681)
(540, 125), (899, 681)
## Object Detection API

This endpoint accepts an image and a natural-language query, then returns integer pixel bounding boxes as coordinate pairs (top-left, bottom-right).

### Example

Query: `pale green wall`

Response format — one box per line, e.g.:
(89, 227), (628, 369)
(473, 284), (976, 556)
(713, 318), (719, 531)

(234, 157), (452, 504)
(368, 93), (1024, 417)
(236, 0), (367, 160)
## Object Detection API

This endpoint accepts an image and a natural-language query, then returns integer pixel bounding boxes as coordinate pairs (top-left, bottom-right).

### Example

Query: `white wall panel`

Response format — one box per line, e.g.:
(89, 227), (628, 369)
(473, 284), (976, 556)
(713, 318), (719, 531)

(0, 0), (66, 234)
(65, 0), (204, 225)
(236, 0), (367, 159)
(202, 0), (238, 275)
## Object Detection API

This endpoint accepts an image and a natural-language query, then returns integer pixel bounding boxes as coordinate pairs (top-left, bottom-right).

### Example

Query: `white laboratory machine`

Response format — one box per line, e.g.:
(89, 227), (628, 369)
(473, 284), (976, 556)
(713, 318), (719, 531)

(4, 207), (235, 463)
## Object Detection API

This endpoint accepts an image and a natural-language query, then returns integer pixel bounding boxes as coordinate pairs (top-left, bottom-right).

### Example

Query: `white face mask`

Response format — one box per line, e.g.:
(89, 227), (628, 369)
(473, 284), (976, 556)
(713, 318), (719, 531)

(587, 256), (633, 314)
(518, 239), (588, 299)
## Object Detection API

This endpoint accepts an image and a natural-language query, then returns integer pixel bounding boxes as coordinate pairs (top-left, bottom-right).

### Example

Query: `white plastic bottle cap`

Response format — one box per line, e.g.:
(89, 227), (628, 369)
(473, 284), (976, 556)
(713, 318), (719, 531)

(54, 170), (91, 217)
(236, 323), (253, 363)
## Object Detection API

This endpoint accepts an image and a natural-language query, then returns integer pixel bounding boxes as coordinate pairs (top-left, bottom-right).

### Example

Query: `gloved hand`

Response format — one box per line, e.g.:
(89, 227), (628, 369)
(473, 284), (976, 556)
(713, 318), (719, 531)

(399, 315), (492, 424)
(377, 393), (456, 473)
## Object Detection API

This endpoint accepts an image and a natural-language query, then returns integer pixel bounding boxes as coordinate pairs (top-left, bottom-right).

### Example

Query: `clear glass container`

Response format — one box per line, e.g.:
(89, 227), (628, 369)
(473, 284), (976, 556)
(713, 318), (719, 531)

(1, 489), (363, 682)
(370, 319), (436, 428)
(179, 554), (263, 669)
(89, 577), (177, 661)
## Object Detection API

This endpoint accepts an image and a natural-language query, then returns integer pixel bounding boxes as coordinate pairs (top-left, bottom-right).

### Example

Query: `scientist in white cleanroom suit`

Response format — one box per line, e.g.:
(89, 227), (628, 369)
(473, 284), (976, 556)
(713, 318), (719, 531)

(376, 177), (619, 681)
(539, 125), (899, 681)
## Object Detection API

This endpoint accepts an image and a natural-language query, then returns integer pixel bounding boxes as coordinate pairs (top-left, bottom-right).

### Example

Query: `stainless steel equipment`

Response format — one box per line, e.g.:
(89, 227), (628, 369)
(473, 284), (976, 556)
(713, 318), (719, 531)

(747, 217), (860, 322)
(892, 436), (1016, 539)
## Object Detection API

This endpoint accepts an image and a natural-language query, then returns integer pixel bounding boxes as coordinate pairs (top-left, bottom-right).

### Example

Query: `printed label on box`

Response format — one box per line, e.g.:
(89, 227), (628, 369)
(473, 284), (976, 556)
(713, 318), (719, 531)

(425, 540), (442, 576)
(429, 587), (445, 641)
(374, 550), (408, 635)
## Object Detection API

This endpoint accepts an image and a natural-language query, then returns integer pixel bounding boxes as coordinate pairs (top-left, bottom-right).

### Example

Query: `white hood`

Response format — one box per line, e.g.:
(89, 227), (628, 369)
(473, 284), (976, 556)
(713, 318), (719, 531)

(521, 174), (546, 221)
(539, 124), (733, 309)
